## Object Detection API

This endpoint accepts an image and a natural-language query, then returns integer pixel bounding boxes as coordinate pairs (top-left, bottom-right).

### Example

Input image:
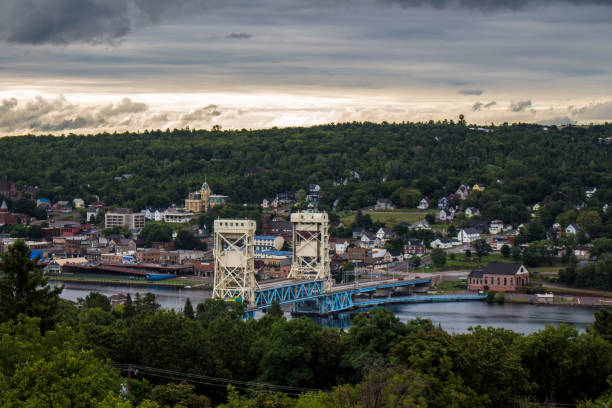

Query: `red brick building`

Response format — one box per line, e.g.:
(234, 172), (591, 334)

(468, 262), (530, 292)
(0, 181), (18, 198)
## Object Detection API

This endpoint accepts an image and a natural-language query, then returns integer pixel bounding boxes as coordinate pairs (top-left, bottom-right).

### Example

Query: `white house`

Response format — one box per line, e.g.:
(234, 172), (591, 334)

(489, 220), (504, 235)
(359, 233), (377, 249)
(565, 224), (579, 235)
(457, 228), (481, 243)
(376, 227), (395, 244)
(417, 198), (429, 210)
(412, 220), (431, 231)
(585, 187), (597, 199)
(86, 207), (99, 222)
(430, 238), (459, 249)
(455, 184), (470, 200)
(335, 241), (349, 254)
(438, 208), (454, 222)
(262, 198), (270, 208)
(465, 207), (481, 218)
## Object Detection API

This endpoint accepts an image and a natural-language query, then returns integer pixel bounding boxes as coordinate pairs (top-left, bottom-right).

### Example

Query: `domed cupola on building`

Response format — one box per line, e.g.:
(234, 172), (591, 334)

(185, 178), (229, 213)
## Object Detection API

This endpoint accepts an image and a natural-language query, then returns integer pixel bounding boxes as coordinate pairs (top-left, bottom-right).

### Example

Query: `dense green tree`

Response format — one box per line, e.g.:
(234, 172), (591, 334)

(589, 308), (612, 343)
(591, 238), (612, 258)
(472, 238), (491, 260)
(0, 240), (63, 330)
(431, 248), (447, 267)
(152, 382), (210, 408)
(501, 244), (511, 258)
(183, 298), (194, 320)
(0, 317), (122, 407)
(139, 223), (173, 247)
(520, 324), (612, 404)
(175, 229), (206, 250)
(78, 292), (112, 312)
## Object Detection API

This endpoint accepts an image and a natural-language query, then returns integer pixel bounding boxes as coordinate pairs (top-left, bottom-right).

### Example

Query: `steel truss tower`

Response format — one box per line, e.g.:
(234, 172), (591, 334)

(288, 212), (331, 286)
(213, 219), (257, 305)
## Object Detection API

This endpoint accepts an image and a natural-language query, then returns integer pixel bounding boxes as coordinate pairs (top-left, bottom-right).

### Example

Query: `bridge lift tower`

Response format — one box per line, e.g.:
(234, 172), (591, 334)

(213, 219), (257, 306)
(288, 212), (331, 288)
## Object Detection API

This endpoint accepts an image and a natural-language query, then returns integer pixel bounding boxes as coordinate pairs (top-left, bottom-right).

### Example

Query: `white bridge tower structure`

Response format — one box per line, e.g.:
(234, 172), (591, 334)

(212, 219), (257, 305)
(288, 212), (331, 287)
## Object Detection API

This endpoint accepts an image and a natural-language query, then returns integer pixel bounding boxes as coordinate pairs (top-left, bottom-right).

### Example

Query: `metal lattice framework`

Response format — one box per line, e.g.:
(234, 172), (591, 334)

(254, 280), (324, 309)
(213, 219), (257, 305)
(288, 212), (331, 286)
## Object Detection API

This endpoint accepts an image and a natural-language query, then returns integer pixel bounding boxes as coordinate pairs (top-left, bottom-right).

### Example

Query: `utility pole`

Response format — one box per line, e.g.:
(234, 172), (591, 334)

(127, 365), (132, 397)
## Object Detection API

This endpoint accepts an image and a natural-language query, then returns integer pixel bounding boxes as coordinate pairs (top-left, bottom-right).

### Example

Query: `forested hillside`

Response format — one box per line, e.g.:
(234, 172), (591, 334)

(0, 122), (611, 211)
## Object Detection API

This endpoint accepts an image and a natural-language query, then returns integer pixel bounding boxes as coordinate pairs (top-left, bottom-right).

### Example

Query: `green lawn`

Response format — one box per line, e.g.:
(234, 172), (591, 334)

(427, 253), (509, 272)
(339, 210), (435, 227)
(435, 281), (468, 292)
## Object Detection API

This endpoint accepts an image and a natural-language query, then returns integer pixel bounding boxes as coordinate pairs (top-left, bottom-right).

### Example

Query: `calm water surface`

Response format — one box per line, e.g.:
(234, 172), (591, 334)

(54, 281), (596, 334)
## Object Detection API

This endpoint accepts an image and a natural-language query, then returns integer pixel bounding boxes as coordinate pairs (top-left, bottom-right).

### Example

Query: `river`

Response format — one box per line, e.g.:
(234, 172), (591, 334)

(53, 281), (597, 334)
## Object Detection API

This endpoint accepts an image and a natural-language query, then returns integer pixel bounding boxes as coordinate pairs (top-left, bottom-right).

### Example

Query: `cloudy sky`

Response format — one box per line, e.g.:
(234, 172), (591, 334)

(1, 0), (612, 135)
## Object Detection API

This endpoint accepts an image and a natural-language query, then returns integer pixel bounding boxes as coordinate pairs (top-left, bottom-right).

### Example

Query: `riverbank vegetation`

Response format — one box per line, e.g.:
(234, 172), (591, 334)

(1, 240), (612, 407)
(558, 259), (612, 291)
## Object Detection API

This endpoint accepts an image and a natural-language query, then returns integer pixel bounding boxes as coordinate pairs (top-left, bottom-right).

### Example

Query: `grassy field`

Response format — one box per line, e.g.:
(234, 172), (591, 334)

(339, 209), (440, 227)
(434, 281), (468, 292)
(427, 253), (508, 272)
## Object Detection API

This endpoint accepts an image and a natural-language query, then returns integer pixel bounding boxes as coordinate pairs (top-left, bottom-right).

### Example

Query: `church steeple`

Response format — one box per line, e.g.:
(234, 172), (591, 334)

(201, 177), (211, 212)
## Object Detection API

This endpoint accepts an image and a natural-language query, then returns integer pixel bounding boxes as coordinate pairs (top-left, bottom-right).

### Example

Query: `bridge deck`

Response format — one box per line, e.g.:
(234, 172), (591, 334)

(250, 278), (433, 312)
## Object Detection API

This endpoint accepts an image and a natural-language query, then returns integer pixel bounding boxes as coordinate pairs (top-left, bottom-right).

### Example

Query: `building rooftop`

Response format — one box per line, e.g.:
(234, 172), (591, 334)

(483, 262), (523, 275)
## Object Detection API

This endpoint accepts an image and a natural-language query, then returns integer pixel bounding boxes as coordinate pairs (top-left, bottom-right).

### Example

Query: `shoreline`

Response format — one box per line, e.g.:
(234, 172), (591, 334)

(48, 275), (211, 290)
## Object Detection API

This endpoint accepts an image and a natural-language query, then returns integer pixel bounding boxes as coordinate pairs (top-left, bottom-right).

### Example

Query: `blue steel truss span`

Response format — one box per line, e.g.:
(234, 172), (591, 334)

(254, 279), (324, 308)
(249, 278), (449, 315)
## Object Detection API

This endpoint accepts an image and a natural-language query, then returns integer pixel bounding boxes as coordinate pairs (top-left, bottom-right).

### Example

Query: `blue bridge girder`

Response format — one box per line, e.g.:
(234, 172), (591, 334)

(251, 278), (437, 314)
(253, 279), (325, 309)
(351, 278), (432, 294)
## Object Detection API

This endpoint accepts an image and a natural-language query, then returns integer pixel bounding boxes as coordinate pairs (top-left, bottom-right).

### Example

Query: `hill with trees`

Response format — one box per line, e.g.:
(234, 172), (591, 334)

(0, 122), (610, 212)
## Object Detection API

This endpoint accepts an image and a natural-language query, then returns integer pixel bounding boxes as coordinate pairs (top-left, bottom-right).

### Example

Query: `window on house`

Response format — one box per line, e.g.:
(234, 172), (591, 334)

(497, 278), (500, 285)
(504, 278), (507, 286)
(510, 278), (513, 285)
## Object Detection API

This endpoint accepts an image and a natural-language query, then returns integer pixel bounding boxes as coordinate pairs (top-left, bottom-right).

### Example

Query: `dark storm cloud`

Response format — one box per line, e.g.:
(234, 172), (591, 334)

(3, 0), (612, 45)
(472, 100), (496, 111)
(381, 0), (612, 12)
(510, 100), (532, 112)
(0, 0), (215, 45)
(459, 89), (483, 96)
(225, 32), (252, 39)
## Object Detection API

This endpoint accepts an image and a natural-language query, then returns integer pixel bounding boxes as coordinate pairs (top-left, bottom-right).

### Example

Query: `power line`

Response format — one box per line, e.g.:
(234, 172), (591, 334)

(113, 364), (327, 395)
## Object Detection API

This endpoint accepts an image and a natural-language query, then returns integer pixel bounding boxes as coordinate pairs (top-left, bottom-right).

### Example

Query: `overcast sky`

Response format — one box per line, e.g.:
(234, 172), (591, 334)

(1, 0), (611, 135)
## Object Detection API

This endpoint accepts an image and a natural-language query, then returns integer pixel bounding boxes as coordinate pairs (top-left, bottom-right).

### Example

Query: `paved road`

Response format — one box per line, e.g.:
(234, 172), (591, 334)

(507, 292), (612, 308)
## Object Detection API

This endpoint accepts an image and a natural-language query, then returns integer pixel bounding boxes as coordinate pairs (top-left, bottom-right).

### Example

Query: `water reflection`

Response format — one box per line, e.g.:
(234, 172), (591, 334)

(54, 281), (595, 334)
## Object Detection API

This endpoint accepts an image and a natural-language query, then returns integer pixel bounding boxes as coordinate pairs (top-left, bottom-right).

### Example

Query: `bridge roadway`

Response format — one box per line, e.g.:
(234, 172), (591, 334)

(248, 277), (487, 316)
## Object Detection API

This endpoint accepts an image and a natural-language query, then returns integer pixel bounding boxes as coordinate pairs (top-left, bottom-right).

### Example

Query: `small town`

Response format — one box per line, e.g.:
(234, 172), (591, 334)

(1, 177), (609, 310)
